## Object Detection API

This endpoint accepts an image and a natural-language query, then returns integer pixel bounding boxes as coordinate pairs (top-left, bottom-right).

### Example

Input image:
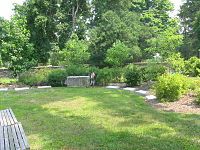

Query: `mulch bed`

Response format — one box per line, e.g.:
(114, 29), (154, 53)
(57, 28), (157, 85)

(146, 93), (200, 114)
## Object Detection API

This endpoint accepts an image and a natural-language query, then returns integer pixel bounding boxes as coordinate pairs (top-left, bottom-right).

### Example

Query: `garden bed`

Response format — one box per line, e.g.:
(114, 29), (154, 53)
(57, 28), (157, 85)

(146, 93), (200, 114)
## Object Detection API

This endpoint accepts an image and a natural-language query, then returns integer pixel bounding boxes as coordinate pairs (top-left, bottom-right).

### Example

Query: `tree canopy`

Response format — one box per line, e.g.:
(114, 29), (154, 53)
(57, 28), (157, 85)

(1, 0), (198, 74)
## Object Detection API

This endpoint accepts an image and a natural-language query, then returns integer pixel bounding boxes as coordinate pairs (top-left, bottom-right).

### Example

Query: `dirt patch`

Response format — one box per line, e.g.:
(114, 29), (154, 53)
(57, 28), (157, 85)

(145, 93), (200, 114)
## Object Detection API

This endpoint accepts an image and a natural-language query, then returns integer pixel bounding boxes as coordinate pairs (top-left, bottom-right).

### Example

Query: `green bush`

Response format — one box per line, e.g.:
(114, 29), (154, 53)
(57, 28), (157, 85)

(144, 63), (166, 81)
(125, 65), (143, 86)
(19, 69), (51, 86)
(96, 67), (124, 86)
(185, 57), (200, 77)
(155, 74), (188, 102)
(65, 65), (90, 76)
(48, 69), (67, 87)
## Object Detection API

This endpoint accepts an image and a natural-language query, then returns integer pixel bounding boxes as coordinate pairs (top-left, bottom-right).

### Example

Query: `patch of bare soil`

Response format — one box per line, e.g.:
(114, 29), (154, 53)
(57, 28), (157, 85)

(146, 93), (200, 114)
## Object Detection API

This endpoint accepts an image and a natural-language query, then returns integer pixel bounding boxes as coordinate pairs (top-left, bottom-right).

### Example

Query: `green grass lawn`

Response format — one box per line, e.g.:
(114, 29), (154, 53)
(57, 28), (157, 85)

(0, 88), (199, 150)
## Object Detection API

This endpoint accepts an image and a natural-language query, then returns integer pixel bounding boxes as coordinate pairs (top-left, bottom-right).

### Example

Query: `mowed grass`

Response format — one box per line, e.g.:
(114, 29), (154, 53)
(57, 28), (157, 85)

(0, 88), (199, 150)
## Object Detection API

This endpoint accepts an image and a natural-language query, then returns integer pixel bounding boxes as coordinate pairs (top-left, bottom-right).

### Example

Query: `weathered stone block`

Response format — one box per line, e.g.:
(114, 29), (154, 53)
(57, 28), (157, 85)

(65, 76), (90, 87)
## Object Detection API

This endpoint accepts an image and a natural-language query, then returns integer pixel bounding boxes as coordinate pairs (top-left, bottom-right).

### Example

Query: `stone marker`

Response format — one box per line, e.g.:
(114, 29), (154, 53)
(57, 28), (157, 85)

(0, 88), (8, 91)
(65, 76), (90, 87)
(135, 90), (149, 96)
(123, 87), (137, 91)
(37, 86), (52, 89)
(15, 87), (30, 91)
(106, 86), (120, 89)
(146, 95), (157, 100)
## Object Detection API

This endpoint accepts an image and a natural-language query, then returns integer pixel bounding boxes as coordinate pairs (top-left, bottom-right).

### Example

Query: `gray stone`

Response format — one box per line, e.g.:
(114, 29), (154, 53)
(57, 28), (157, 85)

(0, 88), (8, 91)
(37, 86), (52, 89)
(146, 95), (157, 100)
(15, 87), (29, 91)
(135, 90), (149, 96)
(65, 76), (90, 87)
(123, 87), (137, 91)
(106, 86), (120, 89)
(108, 83), (127, 87)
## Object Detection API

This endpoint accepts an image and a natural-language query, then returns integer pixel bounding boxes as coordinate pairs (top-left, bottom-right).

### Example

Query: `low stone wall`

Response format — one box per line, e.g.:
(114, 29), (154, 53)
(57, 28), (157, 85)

(0, 68), (13, 78)
(65, 76), (90, 87)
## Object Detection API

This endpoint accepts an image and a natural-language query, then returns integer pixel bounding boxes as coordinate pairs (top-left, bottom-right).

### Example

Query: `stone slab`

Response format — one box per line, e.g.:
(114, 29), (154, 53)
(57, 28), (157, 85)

(123, 87), (137, 91)
(0, 88), (8, 91)
(14, 87), (29, 91)
(37, 86), (52, 89)
(65, 76), (90, 87)
(146, 95), (157, 100)
(106, 86), (120, 89)
(135, 90), (149, 96)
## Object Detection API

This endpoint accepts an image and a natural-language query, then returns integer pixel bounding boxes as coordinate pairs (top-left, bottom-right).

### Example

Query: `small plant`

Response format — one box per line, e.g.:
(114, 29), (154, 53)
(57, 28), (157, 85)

(125, 65), (143, 86)
(48, 69), (67, 87)
(155, 73), (188, 102)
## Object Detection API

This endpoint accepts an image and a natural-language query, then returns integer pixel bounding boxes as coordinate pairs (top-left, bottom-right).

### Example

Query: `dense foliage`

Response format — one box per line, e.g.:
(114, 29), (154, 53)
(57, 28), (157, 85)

(18, 69), (51, 86)
(48, 69), (67, 87)
(179, 0), (200, 58)
(125, 65), (143, 86)
(155, 74), (189, 102)
(143, 63), (166, 81)
(0, 0), (185, 74)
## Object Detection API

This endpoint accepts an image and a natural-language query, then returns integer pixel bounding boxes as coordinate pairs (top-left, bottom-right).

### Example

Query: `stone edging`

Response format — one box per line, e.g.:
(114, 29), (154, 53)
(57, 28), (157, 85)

(0, 86), (52, 92)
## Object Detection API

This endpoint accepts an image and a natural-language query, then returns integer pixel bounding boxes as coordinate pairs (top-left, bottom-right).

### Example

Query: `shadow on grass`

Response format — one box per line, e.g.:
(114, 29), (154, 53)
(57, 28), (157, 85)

(0, 88), (199, 149)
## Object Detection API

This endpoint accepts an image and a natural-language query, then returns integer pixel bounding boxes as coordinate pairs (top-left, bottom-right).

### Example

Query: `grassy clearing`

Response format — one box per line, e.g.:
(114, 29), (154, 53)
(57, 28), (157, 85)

(0, 88), (199, 150)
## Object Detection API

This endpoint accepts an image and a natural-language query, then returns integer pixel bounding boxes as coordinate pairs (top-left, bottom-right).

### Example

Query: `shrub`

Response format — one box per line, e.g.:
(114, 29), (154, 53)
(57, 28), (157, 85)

(95, 68), (113, 86)
(65, 65), (90, 76)
(95, 67), (124, 85)
(19, 69), (51, 86)
(144, 63), (166, 81)
(125, 65), (143, 86)
(48, 69), (67, 87)
(185, 57), (200, 77)
(155, 74), (188, 102)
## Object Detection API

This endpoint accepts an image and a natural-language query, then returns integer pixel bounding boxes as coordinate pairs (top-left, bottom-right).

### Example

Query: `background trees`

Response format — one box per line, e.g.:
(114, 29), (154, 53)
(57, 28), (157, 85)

(0, 13), (35, 75)
(179, 0), (200, 58)
(1, 0), (197, 74)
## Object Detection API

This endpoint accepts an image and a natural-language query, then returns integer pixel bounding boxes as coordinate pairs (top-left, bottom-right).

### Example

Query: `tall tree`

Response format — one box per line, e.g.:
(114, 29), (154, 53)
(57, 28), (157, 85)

(17, 0), (90, 64)
(1, 14), (36, 75)
(179, 0), (200, 58)
(89, 0), (141, 67)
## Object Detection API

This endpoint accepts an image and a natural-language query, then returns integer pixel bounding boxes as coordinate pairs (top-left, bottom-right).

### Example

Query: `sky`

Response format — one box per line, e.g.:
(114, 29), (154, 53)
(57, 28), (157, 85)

(170, 0), (184, 17)
(0, 0), (183, 20)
